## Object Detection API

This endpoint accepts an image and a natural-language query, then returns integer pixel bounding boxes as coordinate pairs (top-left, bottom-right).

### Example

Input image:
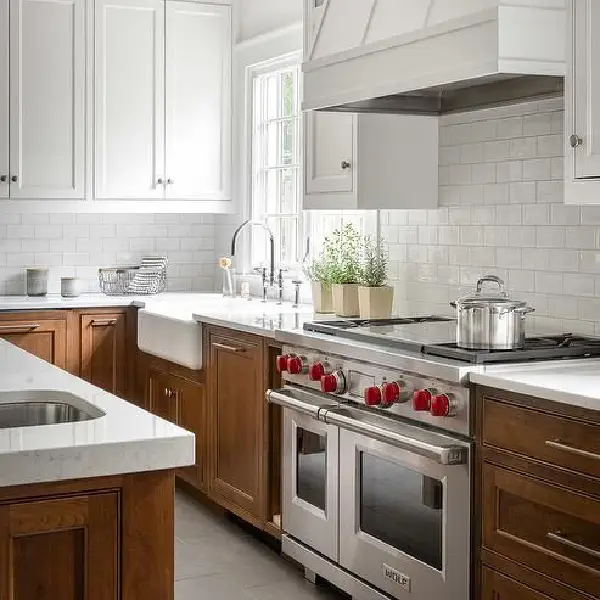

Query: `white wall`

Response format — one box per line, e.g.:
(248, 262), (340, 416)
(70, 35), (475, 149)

(233, 0), (302, 43)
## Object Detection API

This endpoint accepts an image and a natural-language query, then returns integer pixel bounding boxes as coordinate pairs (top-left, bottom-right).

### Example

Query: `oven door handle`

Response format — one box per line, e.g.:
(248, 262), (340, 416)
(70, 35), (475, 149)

(325, 410), (468, 466)
(267, 388), (324, 419)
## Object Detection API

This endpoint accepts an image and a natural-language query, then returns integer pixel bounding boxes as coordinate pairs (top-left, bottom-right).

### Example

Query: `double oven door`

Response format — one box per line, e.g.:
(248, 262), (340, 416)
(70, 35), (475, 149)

(282, 406), (339, 561)
(336, 424), (470, 600)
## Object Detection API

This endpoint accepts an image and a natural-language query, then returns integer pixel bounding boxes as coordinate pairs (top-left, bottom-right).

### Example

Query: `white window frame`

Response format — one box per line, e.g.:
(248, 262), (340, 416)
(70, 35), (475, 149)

(244, 52), (378, 279)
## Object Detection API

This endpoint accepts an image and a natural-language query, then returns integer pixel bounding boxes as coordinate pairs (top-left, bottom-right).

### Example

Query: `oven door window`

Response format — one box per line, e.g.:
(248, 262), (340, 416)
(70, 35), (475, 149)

(296, 428), (327, 511)
(360, 452), (443, 571)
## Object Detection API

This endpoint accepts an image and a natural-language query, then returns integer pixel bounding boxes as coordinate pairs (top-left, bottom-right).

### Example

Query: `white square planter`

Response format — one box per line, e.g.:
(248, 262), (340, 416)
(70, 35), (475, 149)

(358, 286), (394, 319)
(332, 284), (360, 317)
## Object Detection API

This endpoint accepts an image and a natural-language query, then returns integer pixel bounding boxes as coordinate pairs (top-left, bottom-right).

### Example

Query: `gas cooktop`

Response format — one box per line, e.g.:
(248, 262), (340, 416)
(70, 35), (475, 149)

(304, 318), (600, 364)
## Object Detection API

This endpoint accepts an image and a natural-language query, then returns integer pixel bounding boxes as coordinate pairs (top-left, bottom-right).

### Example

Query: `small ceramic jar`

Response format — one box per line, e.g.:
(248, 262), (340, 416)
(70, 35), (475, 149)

(26, 268), (49, 297)
(61, 277), (83, 298)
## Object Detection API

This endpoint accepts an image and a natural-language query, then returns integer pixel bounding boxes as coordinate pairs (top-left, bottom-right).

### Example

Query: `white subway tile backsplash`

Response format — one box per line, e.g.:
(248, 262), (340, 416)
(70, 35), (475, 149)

(386, 100), (600, 332)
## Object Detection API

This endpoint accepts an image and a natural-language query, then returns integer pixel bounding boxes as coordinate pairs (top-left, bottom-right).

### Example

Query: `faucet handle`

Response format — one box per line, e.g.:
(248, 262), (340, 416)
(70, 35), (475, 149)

(292, 279), (303, 308)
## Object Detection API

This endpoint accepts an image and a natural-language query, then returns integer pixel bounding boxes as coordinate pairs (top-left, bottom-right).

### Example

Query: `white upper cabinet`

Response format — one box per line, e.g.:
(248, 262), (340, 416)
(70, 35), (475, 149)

(95, 0), (231, 202)
(305, 111), (355, 197)
(0, 0), (8, 199)
(567, 1), (600, 178)
(9, 0), (85, 199)
(165, 2), (231, 201)
(304, 112), (438, 210)
(94, 0), (165, 199)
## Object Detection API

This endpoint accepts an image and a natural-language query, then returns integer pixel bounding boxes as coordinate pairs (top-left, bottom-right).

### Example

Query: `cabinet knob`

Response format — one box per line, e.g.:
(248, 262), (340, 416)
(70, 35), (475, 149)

(157, 178), (164, 185)
(570, 134), (583, 148)
(0, 175), (7, 183)
(10, 175), (17, 183)
(166, 178), (174, 185)
(341, 160), (352, 170)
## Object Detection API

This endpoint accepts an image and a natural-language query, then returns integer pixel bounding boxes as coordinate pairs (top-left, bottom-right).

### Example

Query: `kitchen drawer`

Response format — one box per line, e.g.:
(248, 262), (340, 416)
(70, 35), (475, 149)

(482, 463), (600, 598)
(481, 567), (557, 600)
(482, 397), (600, 482)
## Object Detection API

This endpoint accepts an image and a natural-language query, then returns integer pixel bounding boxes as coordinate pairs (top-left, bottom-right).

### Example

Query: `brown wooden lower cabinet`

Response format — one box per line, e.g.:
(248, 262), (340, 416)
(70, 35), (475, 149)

(79, 310), (128, 397)
(0, 470), (174, 600)
(207, 327), (265, 527)
(481, 567), (556, 600)
(476, 385), (600, 600)
(0, 313), (67, 369)
(146, 365), (206, 489)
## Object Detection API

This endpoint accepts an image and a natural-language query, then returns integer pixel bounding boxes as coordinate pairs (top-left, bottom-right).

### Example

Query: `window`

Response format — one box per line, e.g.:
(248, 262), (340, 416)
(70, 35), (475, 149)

(250, 56), (375, 275)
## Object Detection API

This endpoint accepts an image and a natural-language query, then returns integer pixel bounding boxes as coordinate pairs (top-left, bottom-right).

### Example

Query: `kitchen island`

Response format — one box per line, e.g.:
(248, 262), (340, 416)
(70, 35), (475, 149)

(0, 337), (194, 600)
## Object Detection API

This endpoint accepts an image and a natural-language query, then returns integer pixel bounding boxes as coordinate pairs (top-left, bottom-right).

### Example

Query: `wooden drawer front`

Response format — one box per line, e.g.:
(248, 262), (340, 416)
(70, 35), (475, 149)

(481, 567), (556, 600)
(483, 398), (600, 481)
(483, 463), (600, 598)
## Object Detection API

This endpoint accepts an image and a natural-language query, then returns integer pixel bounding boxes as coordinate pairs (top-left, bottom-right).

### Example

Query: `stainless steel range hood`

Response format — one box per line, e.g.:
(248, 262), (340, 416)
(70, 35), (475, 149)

(303, 5), (566, 116)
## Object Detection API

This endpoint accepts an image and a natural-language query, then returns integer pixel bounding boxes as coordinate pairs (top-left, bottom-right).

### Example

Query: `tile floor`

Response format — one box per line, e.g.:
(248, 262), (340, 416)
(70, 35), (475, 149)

(175, 492), (344, 600)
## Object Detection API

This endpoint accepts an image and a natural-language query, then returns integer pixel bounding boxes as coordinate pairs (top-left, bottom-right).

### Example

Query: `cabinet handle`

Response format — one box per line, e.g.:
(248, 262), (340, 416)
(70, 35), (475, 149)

(546, 531), (600, 560)
(10, 175), (17, 183)
(341, 160), (352, 170)
(164, 387), (176, 399)
(0, 175), (7, 183)
(90, 319), (117, 327)
(545, 439), (600, 461)
(570, 134), (583, 148)
(212, 342), (246, 353)
(0, 323), (40, 333)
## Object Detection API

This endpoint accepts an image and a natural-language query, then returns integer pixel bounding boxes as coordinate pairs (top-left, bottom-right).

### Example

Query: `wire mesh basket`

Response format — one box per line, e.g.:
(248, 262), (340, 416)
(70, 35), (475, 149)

(99, 257), (168, 296)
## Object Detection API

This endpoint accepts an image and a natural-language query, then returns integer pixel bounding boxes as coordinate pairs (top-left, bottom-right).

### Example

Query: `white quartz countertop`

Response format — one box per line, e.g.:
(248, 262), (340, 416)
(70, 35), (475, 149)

(0, 339), (194, 488)
(471, 362), (600, 412)
(0, 293), (138, 310)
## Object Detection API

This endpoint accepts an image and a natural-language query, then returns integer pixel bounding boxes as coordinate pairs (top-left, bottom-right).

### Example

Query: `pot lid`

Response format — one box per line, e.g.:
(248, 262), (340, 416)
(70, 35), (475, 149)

(455, 275), (529, 309)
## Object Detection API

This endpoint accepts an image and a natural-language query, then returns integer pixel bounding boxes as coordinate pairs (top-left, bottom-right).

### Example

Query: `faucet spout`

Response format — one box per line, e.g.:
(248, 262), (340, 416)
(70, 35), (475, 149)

(230, 219), (276, 286)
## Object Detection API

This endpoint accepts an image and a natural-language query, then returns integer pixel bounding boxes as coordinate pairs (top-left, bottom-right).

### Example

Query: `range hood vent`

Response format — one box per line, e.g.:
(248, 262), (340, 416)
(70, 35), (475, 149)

(303, 5), (566, 116)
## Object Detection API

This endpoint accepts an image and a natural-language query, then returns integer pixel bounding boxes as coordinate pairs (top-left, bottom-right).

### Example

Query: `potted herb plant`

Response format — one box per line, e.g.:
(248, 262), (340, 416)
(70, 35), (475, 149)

(303, 252), (334, 313)
(324, 224), (361, 317)
(357, 235), (394, 319)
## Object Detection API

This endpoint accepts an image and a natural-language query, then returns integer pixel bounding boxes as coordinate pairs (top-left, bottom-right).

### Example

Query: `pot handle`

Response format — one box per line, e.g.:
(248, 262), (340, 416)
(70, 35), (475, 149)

(476, 275), (505, 293)
(515, 306), (535, 315)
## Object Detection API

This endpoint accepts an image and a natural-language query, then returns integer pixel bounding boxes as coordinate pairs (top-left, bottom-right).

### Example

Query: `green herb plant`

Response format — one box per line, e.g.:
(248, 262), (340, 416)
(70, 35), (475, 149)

(321, 223), (361, 285)
(358, 235), (388, 288)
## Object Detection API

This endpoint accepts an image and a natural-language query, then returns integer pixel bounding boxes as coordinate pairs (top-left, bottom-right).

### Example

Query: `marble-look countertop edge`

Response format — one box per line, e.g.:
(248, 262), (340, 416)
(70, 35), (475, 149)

(470, 372), (600, 413)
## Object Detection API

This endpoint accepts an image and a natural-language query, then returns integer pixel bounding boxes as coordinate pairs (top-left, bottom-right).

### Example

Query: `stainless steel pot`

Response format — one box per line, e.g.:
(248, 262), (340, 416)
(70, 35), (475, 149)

(450, 275), (534, 350)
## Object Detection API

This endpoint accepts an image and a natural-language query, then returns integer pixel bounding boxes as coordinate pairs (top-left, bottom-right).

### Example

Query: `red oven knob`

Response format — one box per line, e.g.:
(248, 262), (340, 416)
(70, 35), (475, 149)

(431, 394), (451, 417)
(413, 389), (433, 411)
(320, 372), (344, 394)
(287, 356), (306, 375)
(381, 381), (400, 406)
(275, 354), (289, 373)
(308, 362), (326, 381)
(364, 386), (382, 406)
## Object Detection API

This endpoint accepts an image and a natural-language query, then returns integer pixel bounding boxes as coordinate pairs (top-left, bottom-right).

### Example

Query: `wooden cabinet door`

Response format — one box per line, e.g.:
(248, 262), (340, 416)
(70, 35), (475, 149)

(0, 493), (119, 600)
(80, 312), (127, 396)
(147, 368), (181, 424)
(94, 0), (165, 199)
(208, 331), (264, 522)
(481, 567), (556, 600)
(0, 318), (67, 368)
(571, 0), (600, 179)
(0, 0), (7, 199)
(304, 111), (356, 198)
(165, 1), (231, 201)
(9, 0), (85, 199)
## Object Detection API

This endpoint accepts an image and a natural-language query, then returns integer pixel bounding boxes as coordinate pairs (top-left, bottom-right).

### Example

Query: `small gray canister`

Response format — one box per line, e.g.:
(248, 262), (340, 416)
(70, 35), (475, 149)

(61, 277), (82, 298)
(26, 268), (49, 297)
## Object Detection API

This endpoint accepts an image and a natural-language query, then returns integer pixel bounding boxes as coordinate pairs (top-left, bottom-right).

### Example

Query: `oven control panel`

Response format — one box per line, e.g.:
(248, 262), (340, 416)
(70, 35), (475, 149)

(276, 347), (470, 436)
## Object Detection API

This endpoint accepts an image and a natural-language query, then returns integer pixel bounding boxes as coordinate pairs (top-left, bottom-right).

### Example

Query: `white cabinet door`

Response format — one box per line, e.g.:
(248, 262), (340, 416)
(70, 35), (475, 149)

(305, 111), (356, 196)
(9, 0), (85, 199)
(95, 0), (165, 199)
(0, 0), (8, 199)
(165, 2), (231, 200)
(572, 0), (600, 179)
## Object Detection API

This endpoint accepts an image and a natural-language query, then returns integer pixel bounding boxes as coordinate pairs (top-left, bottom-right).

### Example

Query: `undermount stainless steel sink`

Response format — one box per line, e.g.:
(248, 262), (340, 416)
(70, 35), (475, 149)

(0, 390), (105, 429)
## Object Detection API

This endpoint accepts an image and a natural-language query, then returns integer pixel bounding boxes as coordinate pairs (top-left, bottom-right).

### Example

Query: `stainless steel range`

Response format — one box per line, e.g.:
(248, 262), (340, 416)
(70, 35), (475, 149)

(267, 317), (600, 600)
